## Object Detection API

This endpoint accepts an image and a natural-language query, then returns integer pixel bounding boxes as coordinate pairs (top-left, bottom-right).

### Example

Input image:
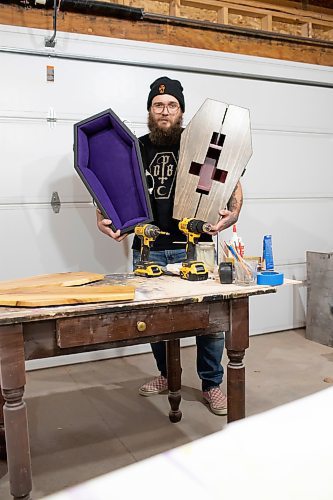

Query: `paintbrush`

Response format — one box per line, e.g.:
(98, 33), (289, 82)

(225, 242), (252, 277)
(219, 240), (229, 261)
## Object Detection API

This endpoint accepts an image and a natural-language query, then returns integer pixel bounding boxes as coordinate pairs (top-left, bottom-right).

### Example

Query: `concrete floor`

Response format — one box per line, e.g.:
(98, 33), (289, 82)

(0, 327), (332, 499)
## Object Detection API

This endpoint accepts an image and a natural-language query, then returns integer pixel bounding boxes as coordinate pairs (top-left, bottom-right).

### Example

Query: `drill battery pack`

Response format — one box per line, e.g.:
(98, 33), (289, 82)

(179, 261), (208, 281)
(134, 262), (163, 278)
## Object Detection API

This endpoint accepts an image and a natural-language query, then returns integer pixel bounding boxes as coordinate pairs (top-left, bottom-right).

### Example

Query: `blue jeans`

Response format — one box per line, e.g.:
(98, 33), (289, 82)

(133, 249), (225, 391)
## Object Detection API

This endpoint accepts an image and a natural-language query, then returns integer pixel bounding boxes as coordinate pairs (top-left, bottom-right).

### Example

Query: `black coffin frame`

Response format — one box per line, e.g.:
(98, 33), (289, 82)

(74, 109), (153, 234)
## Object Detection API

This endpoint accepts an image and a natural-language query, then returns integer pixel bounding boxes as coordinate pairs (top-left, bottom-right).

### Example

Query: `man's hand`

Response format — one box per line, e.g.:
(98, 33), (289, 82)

(208, 181), (243, 235)
(208, 208), (238, 235)
(96, 209), (128, 242)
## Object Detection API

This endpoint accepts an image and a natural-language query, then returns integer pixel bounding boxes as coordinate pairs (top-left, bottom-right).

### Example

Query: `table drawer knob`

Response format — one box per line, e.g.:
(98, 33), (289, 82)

(136, 321), (147, 332)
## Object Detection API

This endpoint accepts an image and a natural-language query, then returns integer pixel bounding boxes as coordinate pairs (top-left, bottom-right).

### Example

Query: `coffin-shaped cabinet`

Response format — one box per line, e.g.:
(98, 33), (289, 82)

(74, 109), (153, 234)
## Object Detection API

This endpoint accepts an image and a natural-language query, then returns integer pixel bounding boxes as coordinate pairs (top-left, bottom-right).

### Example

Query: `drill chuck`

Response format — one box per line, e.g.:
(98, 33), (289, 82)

(144, 225), (163, 239)
(186, 219), (212, 234)
(135, 224), (169, 239)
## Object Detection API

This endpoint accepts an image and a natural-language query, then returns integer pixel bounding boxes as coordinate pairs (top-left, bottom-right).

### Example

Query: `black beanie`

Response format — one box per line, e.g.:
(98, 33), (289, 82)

(147, 76), (185, 112)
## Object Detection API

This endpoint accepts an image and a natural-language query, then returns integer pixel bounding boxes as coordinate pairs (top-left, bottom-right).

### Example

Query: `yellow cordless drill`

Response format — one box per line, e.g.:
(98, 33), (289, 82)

(178, 218), (212, 281)
(134, 224), (169, 278)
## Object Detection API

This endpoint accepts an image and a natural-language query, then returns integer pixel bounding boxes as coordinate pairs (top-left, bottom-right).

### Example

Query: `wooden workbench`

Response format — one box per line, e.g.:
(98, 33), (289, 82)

(0, 274), (276, 500)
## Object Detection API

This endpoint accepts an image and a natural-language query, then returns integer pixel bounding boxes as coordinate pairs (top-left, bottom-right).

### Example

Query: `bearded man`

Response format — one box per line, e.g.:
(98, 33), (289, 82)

(96, 76), (243, 415)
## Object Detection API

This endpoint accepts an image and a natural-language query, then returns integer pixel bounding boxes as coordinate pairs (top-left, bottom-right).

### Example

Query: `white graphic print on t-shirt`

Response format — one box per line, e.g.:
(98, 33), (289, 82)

(149, 152), (177, 200)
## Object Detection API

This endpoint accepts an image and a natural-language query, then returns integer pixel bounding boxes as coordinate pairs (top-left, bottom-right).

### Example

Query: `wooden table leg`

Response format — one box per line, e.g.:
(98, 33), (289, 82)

(166, 339), (182, 423)
(225, 297), (249, 423)
(0, 388), (6, 459)
(0, 324), (32, 500)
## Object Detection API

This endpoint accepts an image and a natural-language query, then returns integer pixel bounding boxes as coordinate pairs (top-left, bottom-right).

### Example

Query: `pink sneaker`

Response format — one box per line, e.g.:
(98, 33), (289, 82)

(139, 375), (168, 396)
(203, 387), (228, 415)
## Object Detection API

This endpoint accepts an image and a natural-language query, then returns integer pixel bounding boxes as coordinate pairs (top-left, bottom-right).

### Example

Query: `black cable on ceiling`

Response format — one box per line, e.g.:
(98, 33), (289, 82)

(45, 0), (58, 47)
(0, 0), (144, 20)
(59, 0), (143, 20)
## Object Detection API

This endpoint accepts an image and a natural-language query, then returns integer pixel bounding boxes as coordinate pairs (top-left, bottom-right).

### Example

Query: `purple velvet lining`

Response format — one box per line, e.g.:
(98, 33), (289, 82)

(77, 129), (90, 169)
(76, 113), (150, 231)
(80, 167), (121, 228)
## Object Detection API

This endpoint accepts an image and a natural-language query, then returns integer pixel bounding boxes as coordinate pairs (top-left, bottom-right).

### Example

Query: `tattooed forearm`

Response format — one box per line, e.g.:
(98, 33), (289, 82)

(227, 181), (243, 216)
(208, 181), (244, 234)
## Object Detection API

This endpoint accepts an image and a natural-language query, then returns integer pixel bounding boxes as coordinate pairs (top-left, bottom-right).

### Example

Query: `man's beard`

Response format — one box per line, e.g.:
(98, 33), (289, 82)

(148, 112), (183, 145)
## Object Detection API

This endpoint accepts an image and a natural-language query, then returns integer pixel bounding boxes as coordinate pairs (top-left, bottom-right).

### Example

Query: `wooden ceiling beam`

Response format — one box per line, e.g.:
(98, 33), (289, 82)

(0, 4), (332, 66)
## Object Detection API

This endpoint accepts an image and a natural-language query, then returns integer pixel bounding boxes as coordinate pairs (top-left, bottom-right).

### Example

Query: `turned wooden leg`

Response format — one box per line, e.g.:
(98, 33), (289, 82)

(166, 339), (182, 423)
(0, 324), (32, 500)
(225, 297), (249, 423)
(0, 388), (5, 459)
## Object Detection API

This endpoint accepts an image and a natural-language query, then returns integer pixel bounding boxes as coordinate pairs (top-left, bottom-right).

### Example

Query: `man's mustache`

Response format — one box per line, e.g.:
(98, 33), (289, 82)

(147, 110), (183, 145)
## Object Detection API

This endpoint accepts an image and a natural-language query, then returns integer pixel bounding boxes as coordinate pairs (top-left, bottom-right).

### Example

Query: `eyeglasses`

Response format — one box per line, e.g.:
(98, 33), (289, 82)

(151, 102), (180, 114)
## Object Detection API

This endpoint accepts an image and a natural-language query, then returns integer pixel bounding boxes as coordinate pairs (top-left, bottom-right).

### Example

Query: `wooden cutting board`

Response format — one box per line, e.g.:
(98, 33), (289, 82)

(0, 284), (135, 307)
(0, 272), (105, 292)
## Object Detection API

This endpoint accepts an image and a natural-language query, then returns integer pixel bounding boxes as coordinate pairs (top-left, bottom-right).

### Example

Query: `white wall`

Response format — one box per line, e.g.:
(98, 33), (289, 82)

(1, 24), (332, 368)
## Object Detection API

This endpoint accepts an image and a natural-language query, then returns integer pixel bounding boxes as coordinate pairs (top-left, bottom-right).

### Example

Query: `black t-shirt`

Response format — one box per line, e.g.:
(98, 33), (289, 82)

(132, 133), (212, 251)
